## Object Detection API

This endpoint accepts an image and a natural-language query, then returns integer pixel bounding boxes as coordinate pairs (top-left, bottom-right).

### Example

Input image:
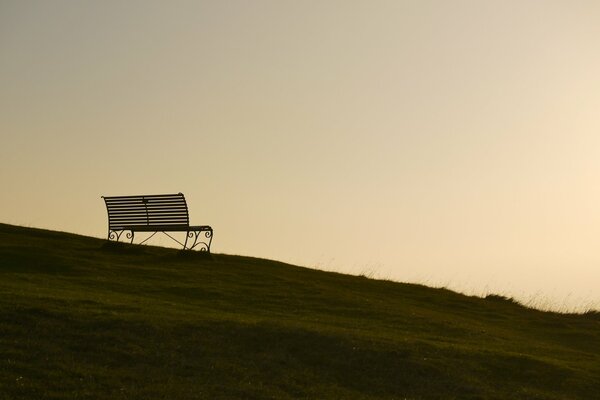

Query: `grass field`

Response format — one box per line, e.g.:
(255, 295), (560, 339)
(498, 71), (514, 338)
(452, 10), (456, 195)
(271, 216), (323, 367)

(0, 223), (599, 399)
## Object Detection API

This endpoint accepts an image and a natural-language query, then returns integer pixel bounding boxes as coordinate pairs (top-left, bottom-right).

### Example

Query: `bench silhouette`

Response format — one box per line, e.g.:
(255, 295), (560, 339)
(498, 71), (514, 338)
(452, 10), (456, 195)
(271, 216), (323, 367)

(102, 193), (213, 251)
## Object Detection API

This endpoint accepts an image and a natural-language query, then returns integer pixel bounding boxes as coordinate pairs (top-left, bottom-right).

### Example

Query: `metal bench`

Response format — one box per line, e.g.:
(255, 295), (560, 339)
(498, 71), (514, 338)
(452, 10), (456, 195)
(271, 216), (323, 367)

(101, 193), (213, 251)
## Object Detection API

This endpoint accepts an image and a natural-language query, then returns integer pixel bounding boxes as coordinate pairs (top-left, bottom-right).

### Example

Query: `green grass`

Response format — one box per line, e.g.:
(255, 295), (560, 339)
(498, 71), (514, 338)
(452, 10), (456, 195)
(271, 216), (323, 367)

(0, 223), (599, 399)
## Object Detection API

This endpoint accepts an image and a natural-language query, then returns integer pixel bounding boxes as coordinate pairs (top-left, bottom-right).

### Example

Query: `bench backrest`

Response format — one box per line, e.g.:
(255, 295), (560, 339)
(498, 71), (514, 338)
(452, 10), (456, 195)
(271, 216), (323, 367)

(102, 193), (190, 230)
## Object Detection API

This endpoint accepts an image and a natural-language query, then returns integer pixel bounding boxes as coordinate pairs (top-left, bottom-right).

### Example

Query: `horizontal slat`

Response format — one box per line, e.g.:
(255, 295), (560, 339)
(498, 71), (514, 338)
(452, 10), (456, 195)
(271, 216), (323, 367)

(148, 213), (188, 219)
(118, 225), (192, 231)
(108, 210), (188, 217)
(109, 218), (189, 223)
(104, 196), (185, 201)
(104, 197), (185, 203)
(108, 212), (187, 217)
(146, 204), (187, 208)
(103, 193), (184, 200)
(107, 212), (148, 217)
(149, 216), (189, 219)
(106, 204), (185, 209)
(109, 218), (149, 223)
(110, 216), (189, 221)
(105, 203), (184, 209)
(106, 203), (187, 208)
(107, 206), (141, 211)
(110, 224), (189, 229)
(105, 200), (186, 206)
(107, 209), (188, 215)
(108, 216), (149, 220)
(105, 197), (185, 204)
(106, 209), (147, 214)
(106, 202), (185, 206)
(188, 225), (212, 230)
(110, 217), (188, 224)
(107, 211), (187, 216)
(105, 203), (149, 207)
(108, 213), (188, 217)
(110, 224), (191, 230)
(109, 210), (188, 214)
(106, 206), (188, 212)
(147, 218), (189, 222)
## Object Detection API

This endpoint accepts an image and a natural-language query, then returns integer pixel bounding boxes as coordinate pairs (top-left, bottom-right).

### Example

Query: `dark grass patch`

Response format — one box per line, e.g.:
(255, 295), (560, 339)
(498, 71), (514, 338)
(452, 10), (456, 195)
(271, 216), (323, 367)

(0, 246), (79, 276)
(0, 223), (599, 399)
(484, 294), (520, 305)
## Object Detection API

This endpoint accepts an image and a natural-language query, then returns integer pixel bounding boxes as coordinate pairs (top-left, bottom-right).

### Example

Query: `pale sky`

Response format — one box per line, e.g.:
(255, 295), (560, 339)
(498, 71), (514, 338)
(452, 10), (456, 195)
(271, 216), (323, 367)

(2, 0), (600, 311)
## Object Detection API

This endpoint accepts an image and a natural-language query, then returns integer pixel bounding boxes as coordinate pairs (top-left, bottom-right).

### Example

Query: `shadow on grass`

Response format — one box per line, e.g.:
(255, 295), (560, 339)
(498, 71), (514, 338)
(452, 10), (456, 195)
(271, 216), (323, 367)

(99, 241), (147, 255)
(0, 247), (74, 275)
(174, 250), (214, 261)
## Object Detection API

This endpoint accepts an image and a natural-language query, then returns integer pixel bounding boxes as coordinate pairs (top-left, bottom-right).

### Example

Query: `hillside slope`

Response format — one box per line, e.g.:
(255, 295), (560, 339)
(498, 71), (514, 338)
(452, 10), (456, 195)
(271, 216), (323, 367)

(0, 223), (599, 399)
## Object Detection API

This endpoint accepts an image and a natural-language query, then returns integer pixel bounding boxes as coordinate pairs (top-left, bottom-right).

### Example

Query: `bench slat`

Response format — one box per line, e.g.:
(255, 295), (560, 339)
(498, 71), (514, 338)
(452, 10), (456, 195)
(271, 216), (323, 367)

(109, 216), (189, 222)
(106, 207), (187, 211)
(105, 203), (188, 208)
(108, 212), (188, 216)
(104, 197), (186, 203)
(103, 194), (184, 200)
(105, 202), (187, 207)
(108, 204), (187, 211)
(108, 215), (188, 220)
(109, 220), (190, 225)
(107, 212), (187, 217)
(108, 216), (189, 221)
(121, 225), (192, 232)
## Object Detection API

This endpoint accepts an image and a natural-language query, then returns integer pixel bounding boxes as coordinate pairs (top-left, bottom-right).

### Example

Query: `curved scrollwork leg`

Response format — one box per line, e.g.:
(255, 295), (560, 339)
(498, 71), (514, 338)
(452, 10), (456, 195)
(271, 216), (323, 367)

(108, 229), (124, 242)
(187, 229), (213, 252)
(126, 230), (135, 244)
(204, 229), (213, 251)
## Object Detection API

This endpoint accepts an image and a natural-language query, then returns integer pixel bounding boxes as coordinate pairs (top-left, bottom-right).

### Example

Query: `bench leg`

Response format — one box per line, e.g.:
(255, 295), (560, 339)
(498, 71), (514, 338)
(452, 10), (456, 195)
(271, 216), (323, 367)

(186, 229), (213, 252)
(184, 231), (190, 250)
(108, 229), (124, 242)
(107, 229), (134, 244)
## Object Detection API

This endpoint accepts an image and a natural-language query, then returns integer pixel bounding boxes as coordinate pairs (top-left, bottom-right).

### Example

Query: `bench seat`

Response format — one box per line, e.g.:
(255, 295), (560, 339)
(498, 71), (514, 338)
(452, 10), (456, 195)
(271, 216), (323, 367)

(122, 225), (212, 232)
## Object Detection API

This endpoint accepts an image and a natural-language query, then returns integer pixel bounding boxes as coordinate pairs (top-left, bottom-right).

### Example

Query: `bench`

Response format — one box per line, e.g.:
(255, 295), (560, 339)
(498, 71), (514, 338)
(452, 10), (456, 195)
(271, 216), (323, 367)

(101, 193), (213, 251)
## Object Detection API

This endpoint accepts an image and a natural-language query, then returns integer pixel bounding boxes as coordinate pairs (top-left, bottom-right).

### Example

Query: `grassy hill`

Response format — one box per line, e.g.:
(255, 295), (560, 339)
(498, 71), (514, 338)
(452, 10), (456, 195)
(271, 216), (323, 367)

(0, 223), (599, 399)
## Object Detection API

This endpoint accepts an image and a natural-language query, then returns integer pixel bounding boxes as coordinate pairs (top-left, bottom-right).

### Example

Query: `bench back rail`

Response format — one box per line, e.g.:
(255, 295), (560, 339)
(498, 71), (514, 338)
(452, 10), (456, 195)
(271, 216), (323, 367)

(103, 193), (189, 231)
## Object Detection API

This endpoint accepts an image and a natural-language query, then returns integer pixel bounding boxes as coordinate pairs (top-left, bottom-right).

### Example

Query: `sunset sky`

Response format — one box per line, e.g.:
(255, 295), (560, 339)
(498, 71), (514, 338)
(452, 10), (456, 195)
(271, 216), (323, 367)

(2, 1), (600, 310)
